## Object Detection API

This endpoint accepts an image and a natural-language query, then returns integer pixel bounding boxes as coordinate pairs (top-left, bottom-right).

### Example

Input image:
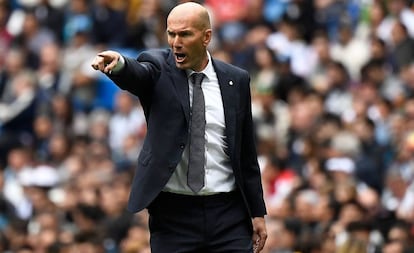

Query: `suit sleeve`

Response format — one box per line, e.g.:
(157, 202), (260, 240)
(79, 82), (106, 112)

(107, 51), (162, 102)
(240, 71), (267, 218)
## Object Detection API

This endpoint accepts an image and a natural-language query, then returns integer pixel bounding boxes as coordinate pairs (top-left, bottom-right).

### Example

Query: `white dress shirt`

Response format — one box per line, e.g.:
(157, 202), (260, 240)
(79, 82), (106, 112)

(164, 52), (236, 195)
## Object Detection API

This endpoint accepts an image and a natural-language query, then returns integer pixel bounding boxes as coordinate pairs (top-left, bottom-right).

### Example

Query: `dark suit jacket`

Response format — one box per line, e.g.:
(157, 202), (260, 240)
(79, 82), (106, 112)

(109, 49), (266, 218)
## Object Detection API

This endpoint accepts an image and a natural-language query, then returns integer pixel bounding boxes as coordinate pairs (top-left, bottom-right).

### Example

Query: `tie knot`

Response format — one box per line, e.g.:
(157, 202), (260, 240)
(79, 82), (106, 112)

(191, 73), (205, 87)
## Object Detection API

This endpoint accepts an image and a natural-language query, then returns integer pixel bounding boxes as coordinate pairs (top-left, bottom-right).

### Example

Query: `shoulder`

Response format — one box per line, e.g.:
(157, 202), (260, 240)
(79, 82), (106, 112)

(212, 58), (249, 78)
(136, 48), (172, 65)
(125, 48), (173, 74)
(137, 49), (171, 60)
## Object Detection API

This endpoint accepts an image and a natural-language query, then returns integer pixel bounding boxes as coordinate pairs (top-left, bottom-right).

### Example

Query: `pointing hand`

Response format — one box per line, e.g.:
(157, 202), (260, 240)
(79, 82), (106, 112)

(91, 50), (121, 74)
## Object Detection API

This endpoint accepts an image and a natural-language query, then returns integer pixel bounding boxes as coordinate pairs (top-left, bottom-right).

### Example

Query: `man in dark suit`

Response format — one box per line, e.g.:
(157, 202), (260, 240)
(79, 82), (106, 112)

(91, 2), (267, 252)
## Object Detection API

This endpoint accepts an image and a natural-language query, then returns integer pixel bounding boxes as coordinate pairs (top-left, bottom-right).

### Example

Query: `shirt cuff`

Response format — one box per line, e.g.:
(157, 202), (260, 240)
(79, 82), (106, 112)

(110, 55), (125, 74)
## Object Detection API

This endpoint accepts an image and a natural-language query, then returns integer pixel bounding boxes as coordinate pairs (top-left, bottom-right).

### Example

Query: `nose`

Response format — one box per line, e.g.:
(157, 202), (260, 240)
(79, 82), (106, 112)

(172, 36), (182, 49)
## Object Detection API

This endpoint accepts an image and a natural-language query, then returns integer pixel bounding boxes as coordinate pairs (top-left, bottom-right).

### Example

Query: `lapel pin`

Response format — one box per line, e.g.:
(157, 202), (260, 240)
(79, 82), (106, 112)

(229, 80), (233, 86)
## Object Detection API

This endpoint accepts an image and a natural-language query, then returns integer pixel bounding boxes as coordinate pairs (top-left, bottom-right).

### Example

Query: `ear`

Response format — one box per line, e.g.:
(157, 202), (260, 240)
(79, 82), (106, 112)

(203, 29), (212, 47)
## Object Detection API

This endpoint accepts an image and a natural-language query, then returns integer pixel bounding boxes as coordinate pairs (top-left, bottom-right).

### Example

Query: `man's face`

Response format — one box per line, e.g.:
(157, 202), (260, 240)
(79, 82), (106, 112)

(167, 14), (211, 71)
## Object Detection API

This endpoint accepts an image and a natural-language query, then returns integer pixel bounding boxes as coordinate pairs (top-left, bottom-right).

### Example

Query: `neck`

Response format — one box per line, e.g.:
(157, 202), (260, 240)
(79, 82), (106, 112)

(194, 52), (209, 72)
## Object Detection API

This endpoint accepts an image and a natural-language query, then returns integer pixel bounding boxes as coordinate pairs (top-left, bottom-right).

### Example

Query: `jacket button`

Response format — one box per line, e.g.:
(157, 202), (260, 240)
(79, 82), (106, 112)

(179, 144), (185, 149)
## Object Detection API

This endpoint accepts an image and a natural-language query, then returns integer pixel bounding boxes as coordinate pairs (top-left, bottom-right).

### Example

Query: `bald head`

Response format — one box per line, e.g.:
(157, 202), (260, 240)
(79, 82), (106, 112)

(168, 2), (211, 30)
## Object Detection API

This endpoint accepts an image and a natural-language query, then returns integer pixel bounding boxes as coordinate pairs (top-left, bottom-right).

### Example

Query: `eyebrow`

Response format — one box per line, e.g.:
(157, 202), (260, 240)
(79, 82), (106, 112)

(167, 29), (193, 35)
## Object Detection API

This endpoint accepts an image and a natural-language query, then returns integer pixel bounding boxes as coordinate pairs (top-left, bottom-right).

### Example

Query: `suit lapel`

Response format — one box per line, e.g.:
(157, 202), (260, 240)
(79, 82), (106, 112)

(167, 52), (191, 123)
(213, 60), (238, 160)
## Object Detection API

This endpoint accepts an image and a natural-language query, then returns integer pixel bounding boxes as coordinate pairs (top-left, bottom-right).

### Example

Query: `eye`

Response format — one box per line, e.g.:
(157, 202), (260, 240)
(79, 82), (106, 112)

(181, 31), (192, 37)
(167, 31), (176, 37)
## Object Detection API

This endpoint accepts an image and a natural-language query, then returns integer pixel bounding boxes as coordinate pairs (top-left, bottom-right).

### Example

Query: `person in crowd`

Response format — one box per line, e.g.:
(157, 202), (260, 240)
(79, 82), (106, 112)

(389, 20), (414, 73)
(0, 71), (38, 165)
(12, 10), (56, 69)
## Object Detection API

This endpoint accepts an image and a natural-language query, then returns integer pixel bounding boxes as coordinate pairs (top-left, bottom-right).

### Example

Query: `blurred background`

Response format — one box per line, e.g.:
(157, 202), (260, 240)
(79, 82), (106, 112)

(1, 0), (414, 252)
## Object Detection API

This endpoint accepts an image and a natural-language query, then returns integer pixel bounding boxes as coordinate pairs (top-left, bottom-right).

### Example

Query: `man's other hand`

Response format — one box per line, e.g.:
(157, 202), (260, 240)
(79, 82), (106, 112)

(252, 217), (267, 253)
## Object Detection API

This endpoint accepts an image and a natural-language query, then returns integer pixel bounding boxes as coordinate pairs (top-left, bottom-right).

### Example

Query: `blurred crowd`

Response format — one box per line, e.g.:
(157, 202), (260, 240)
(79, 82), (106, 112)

(1, 0), (414, 252)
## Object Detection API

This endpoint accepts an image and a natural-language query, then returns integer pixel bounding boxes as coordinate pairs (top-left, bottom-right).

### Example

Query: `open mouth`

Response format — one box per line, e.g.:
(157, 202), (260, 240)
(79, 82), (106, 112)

(175, 53), (186, 63)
